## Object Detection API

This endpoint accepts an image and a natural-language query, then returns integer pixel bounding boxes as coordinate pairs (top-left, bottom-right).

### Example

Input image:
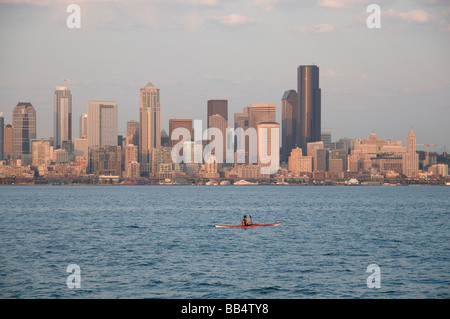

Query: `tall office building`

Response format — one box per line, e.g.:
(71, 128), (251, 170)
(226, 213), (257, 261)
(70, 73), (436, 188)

(79, 113), (88, 139)
(249, 104), (276, 129)
(403, 128), (419, 177)
(207, 100), (228, 163)
(12, 102), (36, 155)
(139, 81), (161, 170)
(169, 119), (193, 148)
(54, 86), (72, 150)
(126, 120), (139, 146)
(87, 101), (118, 148)
(207, 100), (228, 129)
(0, 113), (4, 160)
(321, 131), (332, 149)
(4, 123), (13, 158)
(281, 90), (298, 163)
(297, 65), (321, 155)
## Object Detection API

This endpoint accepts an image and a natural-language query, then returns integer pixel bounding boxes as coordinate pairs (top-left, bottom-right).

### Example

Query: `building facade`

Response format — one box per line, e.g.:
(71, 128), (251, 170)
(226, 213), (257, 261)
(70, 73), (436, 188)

(12, 102), (36, 155)
(297, 65), (321, 155)
(87, 101), (118, 148)
(281, 89), (298, 164)
(54, 86), (72, 150)
(139, 81), (161, 171)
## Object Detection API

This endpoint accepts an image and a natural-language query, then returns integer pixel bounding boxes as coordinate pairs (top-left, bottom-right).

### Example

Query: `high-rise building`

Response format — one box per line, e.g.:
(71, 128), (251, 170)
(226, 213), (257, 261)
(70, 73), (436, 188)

(126, 120), (139, 146)
(249, 104), (276, 129)
(3, 123), (13, 158)
(169, 119), (193, 148)
(403, 128), (419, 177)
(124, 144), (139, 178)
(297, 65), (321, 155)
(79, 113), (88, 139)
(87, 101), (118, 148)
(207, 100), (228, 129)
(139, 81), (161, 170)
(12, 102), (36, 155)
(321, 131), (332, 149)
(207, 100), (228, 164)
(54, 86), (72, 150)
(0, 113), (4, 160)
(281, 90), (298, 163)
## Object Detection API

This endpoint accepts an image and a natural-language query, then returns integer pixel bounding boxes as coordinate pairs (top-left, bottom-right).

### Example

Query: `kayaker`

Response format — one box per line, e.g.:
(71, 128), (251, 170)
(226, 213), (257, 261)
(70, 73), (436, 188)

(241, 215), (252, 226)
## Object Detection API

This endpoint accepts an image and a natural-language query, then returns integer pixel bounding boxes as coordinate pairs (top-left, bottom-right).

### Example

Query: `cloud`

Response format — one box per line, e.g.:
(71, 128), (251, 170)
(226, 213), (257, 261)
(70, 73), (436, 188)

(317, 0), (366, 8)
(250, 0), (285, 12)
(207, 14), (256, 27)
(397, 9), (435, 23)
(290, 24), (335, 33)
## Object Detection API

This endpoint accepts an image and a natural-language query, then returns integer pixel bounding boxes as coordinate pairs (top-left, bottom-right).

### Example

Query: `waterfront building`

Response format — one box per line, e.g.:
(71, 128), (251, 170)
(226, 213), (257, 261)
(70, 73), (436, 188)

(54, 86), (72, 151)
(139, 82), (161, 172)
(281, 90), (298, 163)
(12, 102), (36, 155)
(297, 65), (321, 155)
(87, 101), (118, 148)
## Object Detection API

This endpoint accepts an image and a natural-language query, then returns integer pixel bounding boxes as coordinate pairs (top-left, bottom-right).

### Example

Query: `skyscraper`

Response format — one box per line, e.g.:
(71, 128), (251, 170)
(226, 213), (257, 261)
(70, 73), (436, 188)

(139, 81), (161, 171)
(404, 128), (419, 177)
(54, 86), (72, 150)
(169, 119), (193, 148)
(297, 65), (321, 155)
(249, 104), (276, 129)
(3, 123), (13, 158)
(0, 113), (4, 160)
(87, 101), (118, 148)
(126, 120), (139, 146)
(207, 100), (228, 164)
(281, 90), (298, 163)
(12, 102), (36, 155)
(207, 100), (228, 129)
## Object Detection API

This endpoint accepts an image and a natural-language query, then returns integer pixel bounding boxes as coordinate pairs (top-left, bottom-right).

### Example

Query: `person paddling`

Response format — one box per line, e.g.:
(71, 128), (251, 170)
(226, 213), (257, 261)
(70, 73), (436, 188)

(241, 215), (253, 226)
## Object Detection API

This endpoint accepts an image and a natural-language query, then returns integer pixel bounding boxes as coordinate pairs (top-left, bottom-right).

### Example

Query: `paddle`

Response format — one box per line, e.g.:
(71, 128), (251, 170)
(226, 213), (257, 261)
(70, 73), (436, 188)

(249, 215), (253, 225)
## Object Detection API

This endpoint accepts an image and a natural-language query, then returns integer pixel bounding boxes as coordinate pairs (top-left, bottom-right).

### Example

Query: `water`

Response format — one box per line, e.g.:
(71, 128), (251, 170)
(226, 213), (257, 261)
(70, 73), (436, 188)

(0, 185), (449, 298)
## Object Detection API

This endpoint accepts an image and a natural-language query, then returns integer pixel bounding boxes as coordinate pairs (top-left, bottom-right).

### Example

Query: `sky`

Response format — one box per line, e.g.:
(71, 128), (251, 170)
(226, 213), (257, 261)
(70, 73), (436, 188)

(0, 0), (449, 152)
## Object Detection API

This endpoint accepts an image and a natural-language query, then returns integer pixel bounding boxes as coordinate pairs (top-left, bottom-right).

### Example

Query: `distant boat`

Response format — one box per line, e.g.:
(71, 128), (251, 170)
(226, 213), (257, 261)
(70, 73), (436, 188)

(234, 180), (258, 186)
(220, 180), (230, 185)
(205, 180), (217, 186)
(347, 178), (359, 185)
(446, 182), (450, 186)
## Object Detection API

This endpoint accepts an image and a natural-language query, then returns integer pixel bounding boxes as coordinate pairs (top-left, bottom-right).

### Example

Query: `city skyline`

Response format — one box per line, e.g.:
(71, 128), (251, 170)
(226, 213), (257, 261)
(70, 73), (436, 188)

(0, 0), (449, 151)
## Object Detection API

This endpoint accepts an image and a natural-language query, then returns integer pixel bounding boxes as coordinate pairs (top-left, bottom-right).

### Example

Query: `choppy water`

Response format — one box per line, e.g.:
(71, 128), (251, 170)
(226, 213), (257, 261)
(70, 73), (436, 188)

(0, 185), (449, 298)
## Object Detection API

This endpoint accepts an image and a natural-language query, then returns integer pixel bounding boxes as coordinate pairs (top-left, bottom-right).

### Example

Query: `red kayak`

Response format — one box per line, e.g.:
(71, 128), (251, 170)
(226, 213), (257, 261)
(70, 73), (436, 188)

(215, 222), (281, 228)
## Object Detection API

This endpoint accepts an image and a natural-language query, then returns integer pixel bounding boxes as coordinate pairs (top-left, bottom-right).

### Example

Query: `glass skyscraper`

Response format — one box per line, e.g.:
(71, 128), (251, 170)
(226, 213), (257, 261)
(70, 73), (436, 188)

(139, 81), (161, 171)
(54, 86), (72, 151)
(297, 65), (321, 155)
(12, 102), (36, 155)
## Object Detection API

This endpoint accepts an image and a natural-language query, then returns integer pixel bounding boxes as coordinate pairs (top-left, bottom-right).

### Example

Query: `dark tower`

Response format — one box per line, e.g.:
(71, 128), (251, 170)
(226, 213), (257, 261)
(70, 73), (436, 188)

(297, 65), (321, 155)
